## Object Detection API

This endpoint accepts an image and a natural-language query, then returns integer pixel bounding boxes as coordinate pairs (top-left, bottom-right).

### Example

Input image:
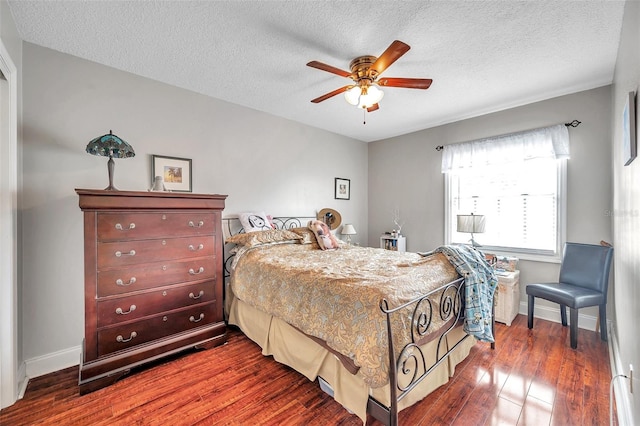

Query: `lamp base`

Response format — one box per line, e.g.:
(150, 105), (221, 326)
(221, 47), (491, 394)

(104, 156), (118, 191)
(469, 232), (481, 248)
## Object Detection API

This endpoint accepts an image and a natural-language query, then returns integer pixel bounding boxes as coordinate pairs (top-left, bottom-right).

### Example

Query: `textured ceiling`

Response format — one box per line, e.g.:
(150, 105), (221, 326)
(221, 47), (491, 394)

(8, 1), (625, 142)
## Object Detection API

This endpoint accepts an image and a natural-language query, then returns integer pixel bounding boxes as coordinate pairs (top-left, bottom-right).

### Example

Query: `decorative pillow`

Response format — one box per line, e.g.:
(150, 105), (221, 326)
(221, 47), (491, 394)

(289, 227), (320, 247)
(225, 229), (302, 247)
(308, 220), (340, 250)
(238, 211), (272, 232)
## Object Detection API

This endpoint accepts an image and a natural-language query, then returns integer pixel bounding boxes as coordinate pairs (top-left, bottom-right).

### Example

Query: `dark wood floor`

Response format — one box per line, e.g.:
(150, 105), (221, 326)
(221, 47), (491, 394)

(1, 314), (615, 425)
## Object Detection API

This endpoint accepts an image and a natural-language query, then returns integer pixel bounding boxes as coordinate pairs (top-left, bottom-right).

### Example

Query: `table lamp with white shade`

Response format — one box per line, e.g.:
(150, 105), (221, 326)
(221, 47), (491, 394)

(341, 224), (357, 245)
(456, 213), (486, 247)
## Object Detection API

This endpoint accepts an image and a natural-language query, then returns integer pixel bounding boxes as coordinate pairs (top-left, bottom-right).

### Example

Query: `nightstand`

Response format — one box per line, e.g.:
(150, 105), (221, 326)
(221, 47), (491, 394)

(380, 235), (406, 252)
(494, 270), (520, 326)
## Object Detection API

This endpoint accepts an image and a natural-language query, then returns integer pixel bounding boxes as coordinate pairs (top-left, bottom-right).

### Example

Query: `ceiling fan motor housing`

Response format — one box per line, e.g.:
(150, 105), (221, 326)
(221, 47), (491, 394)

(349, 55), (378, 85)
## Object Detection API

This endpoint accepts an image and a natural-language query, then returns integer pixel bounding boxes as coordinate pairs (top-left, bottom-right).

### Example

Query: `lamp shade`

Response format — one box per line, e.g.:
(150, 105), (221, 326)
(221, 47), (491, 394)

(341, 224), (357, 235)
(86, 130), (135, 159)
(344, 85), (384, 109)
(344, 86), (362, 106)
(86, 130), (135, 191)
(456, 214), (486, 234)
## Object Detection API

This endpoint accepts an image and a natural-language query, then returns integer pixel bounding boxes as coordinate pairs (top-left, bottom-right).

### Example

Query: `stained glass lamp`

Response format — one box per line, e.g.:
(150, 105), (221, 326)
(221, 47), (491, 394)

(86, 130), (135, 190)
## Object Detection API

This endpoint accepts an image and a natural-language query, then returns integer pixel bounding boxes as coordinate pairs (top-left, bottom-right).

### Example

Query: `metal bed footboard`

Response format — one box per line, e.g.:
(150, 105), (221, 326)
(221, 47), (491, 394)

(369, 275), (493, 426)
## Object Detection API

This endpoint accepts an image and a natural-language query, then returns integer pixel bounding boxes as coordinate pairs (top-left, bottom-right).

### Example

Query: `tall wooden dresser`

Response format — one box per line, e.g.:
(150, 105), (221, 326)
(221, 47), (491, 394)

(76, 189), (227, 394)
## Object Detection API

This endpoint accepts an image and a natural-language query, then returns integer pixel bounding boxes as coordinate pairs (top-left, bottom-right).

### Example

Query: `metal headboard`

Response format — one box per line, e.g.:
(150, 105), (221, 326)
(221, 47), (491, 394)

(222, 216), (316, 280)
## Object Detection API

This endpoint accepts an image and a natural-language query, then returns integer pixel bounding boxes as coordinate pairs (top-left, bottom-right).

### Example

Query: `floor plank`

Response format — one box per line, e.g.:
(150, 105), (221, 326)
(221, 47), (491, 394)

(1, 315), (616, 425)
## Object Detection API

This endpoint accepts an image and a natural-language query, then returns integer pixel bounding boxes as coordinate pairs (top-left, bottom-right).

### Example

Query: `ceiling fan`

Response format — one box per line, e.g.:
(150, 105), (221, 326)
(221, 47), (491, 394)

(307, 40), (432, 113)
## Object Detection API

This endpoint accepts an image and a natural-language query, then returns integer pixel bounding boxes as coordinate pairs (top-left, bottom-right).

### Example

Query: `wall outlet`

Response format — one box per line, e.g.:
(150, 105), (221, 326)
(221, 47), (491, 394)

(630, 364), (634, 394)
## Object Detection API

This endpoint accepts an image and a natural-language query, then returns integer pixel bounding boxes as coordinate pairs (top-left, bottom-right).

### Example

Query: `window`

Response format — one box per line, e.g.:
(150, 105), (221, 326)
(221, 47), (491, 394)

(442, 125), (569, 260)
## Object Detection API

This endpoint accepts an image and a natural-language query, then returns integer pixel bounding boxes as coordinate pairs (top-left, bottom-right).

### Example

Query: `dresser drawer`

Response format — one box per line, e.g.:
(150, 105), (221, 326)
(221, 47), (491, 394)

(97, 281), (216, 327)
(97, 257), (216, 297)
(97, 212), (218, 241)
(97, 303), (218, 357)
(97, 235), (216, 268)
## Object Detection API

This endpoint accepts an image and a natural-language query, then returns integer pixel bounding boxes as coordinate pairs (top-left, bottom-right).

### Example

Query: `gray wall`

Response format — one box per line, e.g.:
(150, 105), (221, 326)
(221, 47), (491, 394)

(369, 85), (613, 324)
(611, 0), (640, 420)
(21, 43), (368, 364)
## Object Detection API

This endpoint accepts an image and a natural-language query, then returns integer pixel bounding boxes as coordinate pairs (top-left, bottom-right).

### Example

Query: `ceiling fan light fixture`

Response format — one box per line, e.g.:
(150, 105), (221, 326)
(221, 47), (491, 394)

(344, 84), (384, 109)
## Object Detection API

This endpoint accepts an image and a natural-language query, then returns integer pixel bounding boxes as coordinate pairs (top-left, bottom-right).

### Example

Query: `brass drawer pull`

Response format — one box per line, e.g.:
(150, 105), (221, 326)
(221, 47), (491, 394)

(115, 305), (137, 315)
(115, 223), (136, 231)
(189, 290), (204, 300)
(190, 313), (205, 323)
(116, 277), (137, 286)
(188, 244), (204, 251)
(115, 250), (136, 257)
(116, 331), (137, 343)
(188, 267), (205, 275)
(188, 220), (205, 228)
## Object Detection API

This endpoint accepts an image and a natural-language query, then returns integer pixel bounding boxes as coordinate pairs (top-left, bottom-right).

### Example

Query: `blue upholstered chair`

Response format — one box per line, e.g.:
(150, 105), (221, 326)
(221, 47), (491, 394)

(526, 242), (613, 349)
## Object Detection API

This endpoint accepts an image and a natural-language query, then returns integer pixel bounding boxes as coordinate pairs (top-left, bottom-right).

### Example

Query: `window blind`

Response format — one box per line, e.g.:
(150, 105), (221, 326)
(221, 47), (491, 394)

(444, 124), (569, 255)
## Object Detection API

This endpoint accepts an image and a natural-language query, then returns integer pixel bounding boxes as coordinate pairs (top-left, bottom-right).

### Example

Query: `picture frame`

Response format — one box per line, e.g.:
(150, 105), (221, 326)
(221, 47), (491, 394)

(334, 177), (350, 200)
(623, 91), (637, 166)
(151, 155), (192, 192)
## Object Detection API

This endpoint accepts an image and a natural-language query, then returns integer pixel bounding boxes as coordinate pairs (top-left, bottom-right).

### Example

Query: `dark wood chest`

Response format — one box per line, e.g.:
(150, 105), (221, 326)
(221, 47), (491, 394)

(76, 189), (227, 394)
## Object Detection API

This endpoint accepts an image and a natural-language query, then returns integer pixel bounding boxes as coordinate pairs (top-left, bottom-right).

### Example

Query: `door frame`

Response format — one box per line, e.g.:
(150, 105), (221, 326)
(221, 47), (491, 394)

(0, 36), (19, 409)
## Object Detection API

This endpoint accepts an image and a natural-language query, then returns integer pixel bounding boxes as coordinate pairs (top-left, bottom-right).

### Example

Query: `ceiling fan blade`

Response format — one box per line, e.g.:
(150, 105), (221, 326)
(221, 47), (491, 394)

(310, 85), (351, 103)
(306, 61), (352, 78)
(370, 40), (410, 76)
(366, 103), (380, 113)
(377, 77), (433, 89)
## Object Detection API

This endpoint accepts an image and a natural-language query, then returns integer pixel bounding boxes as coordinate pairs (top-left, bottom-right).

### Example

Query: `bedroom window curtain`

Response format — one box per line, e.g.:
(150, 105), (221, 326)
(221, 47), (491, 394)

(443, 124), (570, 258)
(441, 124), (570, 172)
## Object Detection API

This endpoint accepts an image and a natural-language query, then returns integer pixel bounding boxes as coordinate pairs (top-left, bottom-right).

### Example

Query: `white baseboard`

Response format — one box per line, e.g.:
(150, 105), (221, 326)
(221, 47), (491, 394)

(518, 301), (598, 331)
(608, 323), (634, 425)
(14, 345), (80, 401)
(16, 361), (27, 400)
(22, 345), (81, 386)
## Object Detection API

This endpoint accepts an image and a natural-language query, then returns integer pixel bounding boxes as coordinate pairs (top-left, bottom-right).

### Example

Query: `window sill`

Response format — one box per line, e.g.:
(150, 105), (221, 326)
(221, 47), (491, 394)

(479, 246), (562, 264)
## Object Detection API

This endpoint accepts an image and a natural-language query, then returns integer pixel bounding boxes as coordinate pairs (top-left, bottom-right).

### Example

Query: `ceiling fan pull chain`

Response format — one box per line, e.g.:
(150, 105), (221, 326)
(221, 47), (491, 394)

(363, 108), (366, 125)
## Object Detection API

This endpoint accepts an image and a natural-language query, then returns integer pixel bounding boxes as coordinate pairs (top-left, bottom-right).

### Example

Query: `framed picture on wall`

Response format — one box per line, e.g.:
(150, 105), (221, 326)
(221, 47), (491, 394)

(334, 177), (350, 200)
(152, 155), (192, 192)
(622, 91), (637, 166)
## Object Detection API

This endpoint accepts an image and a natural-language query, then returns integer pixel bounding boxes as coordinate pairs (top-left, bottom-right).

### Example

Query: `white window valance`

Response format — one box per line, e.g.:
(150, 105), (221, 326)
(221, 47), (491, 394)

(441, 124), (570, 173)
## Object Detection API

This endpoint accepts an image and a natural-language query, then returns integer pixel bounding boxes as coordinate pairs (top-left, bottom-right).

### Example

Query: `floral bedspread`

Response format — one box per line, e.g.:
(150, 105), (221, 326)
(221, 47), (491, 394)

(230, 243), (459, 387)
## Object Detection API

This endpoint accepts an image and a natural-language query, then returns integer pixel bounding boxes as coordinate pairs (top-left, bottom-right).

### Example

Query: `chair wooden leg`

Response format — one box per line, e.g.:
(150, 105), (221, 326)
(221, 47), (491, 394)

(527, 295), (534, 329)
(569, 308), (578, 349)
(599, 304), (608, 341)
(560, 304), (567, 326)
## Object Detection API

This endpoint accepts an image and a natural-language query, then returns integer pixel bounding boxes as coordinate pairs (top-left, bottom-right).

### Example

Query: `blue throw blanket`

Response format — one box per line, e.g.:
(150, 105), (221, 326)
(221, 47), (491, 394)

(420, 245), (497, 342)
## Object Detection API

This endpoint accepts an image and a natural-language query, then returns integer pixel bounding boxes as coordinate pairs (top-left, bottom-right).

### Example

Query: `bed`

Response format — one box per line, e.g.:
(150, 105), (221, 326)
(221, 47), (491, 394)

(222, 217), (496, 425)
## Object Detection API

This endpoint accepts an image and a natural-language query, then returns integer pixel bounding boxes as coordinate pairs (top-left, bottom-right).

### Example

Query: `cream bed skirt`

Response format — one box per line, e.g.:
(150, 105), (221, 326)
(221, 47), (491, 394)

(228, 293), (475, 424)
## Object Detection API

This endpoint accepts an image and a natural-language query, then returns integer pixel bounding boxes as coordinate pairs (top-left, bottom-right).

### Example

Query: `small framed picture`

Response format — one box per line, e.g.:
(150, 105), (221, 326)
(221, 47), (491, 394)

(623, 91), (637, 166)
(334, 177), (350, 200)
(151, 155), (192, 192)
